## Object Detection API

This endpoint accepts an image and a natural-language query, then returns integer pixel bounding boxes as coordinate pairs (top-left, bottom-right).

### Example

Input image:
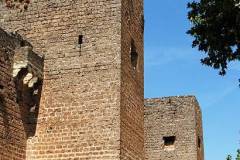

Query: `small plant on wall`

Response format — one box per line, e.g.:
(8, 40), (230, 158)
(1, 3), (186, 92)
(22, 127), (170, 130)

(0, 0), (30, 11)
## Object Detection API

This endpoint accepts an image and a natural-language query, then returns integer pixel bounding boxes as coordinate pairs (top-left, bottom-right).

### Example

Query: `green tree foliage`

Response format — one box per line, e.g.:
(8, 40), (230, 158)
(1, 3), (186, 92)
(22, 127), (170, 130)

(227, 155), (232, 160)
(187, 0), (240, 76)
(226, 149), (240, 160)
(236, 149), (240, 160)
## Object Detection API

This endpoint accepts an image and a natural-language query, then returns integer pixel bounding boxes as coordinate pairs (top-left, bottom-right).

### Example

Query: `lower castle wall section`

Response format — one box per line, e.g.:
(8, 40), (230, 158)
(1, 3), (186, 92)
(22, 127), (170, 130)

(144, 96), (204, 160)
(26, 68), (122, 159)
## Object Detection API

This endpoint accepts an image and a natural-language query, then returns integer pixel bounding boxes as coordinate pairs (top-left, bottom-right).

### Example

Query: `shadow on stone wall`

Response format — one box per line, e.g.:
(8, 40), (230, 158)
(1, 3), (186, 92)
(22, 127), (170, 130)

(0, 28), (44, 158)
(0, 91), (10, 146)
(15, 67), (43, 138)
(9, 31), (44, 138)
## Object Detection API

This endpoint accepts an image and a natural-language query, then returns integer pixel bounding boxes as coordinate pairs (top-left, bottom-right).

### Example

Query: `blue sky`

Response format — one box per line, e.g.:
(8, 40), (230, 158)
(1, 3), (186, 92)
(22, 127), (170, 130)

(144, 1), (240, 159)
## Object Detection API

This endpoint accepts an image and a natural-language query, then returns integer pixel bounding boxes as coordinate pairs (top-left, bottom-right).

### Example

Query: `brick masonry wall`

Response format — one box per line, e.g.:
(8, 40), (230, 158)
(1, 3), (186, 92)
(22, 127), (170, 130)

(144, 96), (204, 160)
(0, 28), (27, 160)
(195, 102), (204, 160)
(120, 0), (144, 159)
(0, 0), (145, 159)
(0, 28), (44, 160)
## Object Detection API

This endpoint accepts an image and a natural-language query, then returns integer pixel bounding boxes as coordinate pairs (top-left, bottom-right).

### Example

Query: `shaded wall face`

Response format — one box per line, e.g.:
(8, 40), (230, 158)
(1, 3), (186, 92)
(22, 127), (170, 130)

(0, 29), (43, 160)
(120, 0), (144, 159)
(195, 105), (204, 160)
(144, 97), (204, 160)
(1, 1), (123, 159)
(0, 32), (27, 160)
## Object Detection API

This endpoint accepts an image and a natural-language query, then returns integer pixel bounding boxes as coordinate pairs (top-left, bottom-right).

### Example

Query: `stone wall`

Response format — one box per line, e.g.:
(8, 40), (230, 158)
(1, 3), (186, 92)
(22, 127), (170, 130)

(144, 96), (204, 160)
(120, 0), (144, 159)
(0, 28), (43, 160)
(0, 1), (205, 160)
(0, 27), (27, 160)
(0, 0), (144, 159)
(195, 102), (204, 160)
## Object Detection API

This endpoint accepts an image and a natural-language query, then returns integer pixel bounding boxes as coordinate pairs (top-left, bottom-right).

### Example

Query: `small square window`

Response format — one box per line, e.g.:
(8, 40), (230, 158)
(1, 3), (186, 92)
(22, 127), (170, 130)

(163, 136), (175, 146)
(163, 136), (176, 151)
(20, 40), (25, 47)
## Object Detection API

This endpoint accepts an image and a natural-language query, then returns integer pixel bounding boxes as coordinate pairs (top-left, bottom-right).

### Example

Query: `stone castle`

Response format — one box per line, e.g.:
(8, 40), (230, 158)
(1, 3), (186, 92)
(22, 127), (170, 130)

(0, 0), (204, 159)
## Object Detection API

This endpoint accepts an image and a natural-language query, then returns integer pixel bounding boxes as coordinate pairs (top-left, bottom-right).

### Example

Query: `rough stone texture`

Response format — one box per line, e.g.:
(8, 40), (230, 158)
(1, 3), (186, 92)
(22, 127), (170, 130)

(144, 96), (204, 160)
(0, 1), (205, 160)
(0, 0), (144, 159)
(120, 0), (144, 159)
(0, 28), (27, 160)
(0, 28), (43, 160)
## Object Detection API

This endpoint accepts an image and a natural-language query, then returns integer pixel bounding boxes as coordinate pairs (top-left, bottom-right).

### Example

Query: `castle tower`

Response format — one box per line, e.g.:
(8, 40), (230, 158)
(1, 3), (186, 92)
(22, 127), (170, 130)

(144, 96), (204, 160)
(0, 0), (144, 159)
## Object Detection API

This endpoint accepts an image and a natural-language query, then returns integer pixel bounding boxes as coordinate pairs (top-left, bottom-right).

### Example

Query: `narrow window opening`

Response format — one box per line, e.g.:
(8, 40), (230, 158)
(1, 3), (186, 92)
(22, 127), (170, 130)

(0, 84), (3, 90)
(198, 137), (201, 148)
(78, 35), (83, 45)
(130, 40), (138, 70)
(141, 14), (145, 32)
(20, 40), (25, 47)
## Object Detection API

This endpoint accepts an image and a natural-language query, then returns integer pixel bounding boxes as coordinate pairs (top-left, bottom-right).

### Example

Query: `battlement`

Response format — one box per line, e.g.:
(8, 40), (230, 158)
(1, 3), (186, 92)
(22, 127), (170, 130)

(145, 95), (199, 107)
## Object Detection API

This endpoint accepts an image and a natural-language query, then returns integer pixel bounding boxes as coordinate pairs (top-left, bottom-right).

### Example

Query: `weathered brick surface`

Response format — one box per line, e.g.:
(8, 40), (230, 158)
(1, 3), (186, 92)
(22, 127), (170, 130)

(0, 28), (27, 160)
(0, 28), (43, 160)
(144, 96), (204, 160)
(195, 102), (204, 160)
(0, 0), (144, 159)
(120, 0), (144, 159)
(0, 1), (205, 160)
